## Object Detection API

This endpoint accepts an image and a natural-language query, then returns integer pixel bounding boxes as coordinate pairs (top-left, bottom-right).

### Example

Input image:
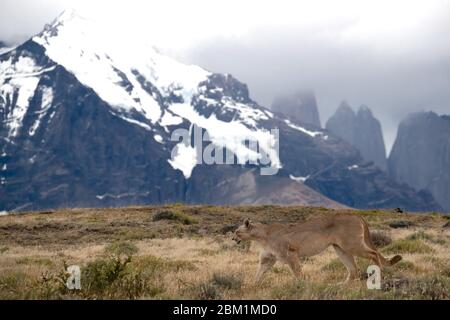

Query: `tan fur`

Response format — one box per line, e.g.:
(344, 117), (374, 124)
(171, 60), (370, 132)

(233, 215), (402, 283)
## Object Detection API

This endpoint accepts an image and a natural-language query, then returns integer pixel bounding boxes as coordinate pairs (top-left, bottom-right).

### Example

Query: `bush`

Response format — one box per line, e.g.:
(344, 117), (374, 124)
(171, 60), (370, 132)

(81, 254), (170, 299)
(384, 276), (450, 300)
(152, 210), (199, 225)
(394, 260), (418, 272)
(383, 239), (434, 255)
(82, 258), (130, 294)
(406, 231), (433, 242)
(370, 231), (392, 248)
(189, 282), (221, 300)
(105, 242), (138, 258)
(389, 220), (415, 229)
(212, 273), (242, 290)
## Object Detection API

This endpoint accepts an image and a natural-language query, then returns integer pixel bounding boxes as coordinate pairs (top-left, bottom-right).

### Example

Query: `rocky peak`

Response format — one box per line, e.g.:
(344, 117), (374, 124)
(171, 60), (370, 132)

(326, 101), (357, 145)
(389, 111), (450, 212)
(326, 102), (387, 171)
(271, 89), (322, 128)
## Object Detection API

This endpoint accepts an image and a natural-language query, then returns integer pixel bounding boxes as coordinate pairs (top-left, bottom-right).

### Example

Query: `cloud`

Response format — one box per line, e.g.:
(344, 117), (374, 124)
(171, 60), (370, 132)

(182, 3), (450, 152)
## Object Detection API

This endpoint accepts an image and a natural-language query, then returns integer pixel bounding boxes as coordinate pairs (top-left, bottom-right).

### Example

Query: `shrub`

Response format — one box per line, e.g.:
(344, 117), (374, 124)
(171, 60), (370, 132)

(212, 273), (242, 290)
(406, 231), (433, 242)
(385, 276), (450, 300)
(105, 242), (138, 258)
(370, 231), (392, 248)
(189, 282), (221, 300)
(82, 257), (130, 294)
(389, 220), (415, 229)
(394, 260), (418, 272)
(152, 210), (199, 225)
(81, 254), (170, 299)
(383, 239), (434, 255)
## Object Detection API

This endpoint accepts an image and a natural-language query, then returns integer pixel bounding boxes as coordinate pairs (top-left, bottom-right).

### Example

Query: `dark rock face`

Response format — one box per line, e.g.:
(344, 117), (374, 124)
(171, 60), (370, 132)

(304, 162), (441, 212)
(389, 112), (450, 212)
(326, 102), (387, 171)
(271, 90), (322, 128)
(325, 101), (356, 144)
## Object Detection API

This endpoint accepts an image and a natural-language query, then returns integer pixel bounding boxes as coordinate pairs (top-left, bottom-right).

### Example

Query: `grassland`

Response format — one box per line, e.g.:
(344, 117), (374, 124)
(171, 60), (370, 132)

(0, 205), (449, 300)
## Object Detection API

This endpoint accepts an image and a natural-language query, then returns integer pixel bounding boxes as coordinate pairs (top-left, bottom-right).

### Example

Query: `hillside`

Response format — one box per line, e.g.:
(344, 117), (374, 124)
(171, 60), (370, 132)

(0, 205), (449, 300)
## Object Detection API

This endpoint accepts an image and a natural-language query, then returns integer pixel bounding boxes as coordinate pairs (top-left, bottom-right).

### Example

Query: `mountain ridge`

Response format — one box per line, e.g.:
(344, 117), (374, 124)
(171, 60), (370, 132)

(0, 10), (442, 212)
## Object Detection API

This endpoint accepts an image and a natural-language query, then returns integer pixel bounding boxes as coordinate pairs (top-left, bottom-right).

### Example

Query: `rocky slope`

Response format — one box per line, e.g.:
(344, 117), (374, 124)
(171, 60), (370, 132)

(389, 111), (450, 212)
(326, 102), (387, 171)
(271, 90), (321, 128)
(0, 10), (441, 212)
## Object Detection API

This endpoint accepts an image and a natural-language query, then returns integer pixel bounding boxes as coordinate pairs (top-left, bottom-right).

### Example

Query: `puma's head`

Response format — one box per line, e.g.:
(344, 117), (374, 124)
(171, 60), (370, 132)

(232, 219), (265, 243)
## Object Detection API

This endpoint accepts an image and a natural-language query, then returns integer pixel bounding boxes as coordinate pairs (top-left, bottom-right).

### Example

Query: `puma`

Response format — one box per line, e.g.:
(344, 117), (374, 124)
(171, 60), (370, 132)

(232, 215), (402, 283)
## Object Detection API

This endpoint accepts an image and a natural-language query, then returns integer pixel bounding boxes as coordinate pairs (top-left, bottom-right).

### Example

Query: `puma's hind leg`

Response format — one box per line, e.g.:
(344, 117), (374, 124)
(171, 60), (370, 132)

(333, 245), (358, 284)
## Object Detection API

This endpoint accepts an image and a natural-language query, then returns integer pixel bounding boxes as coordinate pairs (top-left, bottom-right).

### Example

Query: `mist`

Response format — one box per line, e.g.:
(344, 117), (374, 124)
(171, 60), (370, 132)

(184, 17), (450, 153)
(1, 0), (450, 152)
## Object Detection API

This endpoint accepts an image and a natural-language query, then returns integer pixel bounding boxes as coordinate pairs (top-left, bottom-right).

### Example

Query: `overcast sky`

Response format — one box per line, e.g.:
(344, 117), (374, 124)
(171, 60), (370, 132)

(1, 0), (450, 152)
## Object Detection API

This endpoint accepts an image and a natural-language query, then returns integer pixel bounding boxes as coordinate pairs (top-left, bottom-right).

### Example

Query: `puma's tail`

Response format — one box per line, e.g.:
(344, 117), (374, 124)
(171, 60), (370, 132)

(388, 255), (402, 266)
(377, 253), (402, 266)
(360, 217), (402, 267)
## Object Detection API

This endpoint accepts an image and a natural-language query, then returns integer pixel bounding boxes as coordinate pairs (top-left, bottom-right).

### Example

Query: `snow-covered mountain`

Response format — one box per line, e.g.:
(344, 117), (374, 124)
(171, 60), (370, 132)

(0, 42), (12, 56)
(0, 10), (442, 212)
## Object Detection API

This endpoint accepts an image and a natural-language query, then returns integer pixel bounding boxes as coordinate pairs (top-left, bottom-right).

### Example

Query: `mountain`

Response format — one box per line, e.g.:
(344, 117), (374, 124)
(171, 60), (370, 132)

(326, 102), (387, 171)
(389, 111), (450, 212)
(0, 42), (12, 55)
(0, 10), (441, 212)
(271, 90), (322, 128)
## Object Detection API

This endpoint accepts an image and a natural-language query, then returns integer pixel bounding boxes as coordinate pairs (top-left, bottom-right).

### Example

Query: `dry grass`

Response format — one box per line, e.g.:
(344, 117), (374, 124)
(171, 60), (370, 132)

(0, 205), (449, 300)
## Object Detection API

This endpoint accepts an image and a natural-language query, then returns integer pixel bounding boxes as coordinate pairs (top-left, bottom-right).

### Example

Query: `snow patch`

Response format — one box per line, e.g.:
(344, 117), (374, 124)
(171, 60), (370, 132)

(168, 101), (281, 178)
(96, 192), (150, 200)
(119, 116), (152, 131)
(154, 134), (163, 143)
(160, 111), (183, 126)
(290, 174), (310, 183)
(0, 56), (53, 138)
(285, 120), (322, 138)
(29, 86), (53, 136)
(220, 97), (269, 128)
(168, 142), (198, 179)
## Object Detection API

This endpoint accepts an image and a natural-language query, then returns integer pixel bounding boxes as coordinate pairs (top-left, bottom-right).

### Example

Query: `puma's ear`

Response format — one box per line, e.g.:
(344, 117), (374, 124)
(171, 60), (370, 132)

(244, 218), (251, 228)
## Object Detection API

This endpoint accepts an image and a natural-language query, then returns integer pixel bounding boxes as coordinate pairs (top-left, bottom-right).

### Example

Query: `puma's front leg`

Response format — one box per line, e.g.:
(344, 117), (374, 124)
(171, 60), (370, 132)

(254, 251), (277, 283)
(284, 251), (302, 279)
